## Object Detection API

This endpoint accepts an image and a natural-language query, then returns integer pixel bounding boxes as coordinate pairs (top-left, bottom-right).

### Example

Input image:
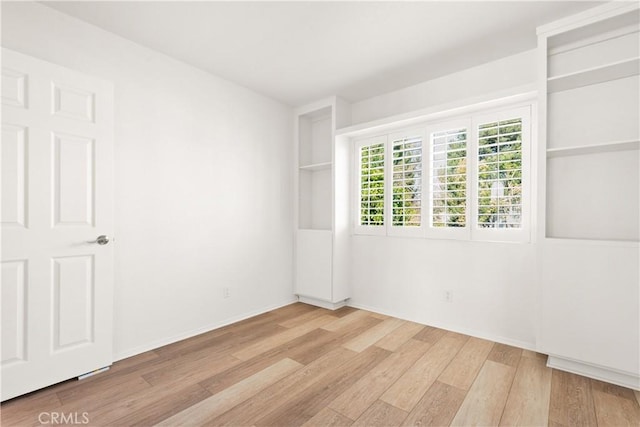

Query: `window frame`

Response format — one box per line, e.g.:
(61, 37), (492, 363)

(354, 135), (388, 236)
(386, 128), (426, 238)
(471, 106), (531, 242)
(350, 101), (534, 243)
(425, 118), (472, 241)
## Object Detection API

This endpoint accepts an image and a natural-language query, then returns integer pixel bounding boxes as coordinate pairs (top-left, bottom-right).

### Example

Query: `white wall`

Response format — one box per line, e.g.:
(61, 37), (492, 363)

(347, 50), (539, 349)
(350, 49), (536, 125)
(1, 2), (295, 359)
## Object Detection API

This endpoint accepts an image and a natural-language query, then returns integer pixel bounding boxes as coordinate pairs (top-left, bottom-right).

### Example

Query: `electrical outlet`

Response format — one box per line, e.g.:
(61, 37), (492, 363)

(223, 287), (230, 299)
(443, 290), (453, 303)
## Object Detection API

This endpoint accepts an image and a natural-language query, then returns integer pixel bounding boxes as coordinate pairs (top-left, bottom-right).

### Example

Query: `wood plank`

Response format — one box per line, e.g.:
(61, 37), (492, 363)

(374, 321), (425, 351)
(367, 311), (390, 320)
(402, 381), (466, 427)
(254, 346), (392, 426)
(635, 389), (640, 406)
(499, 355), (552, 426)
(380, 334), (467, 412)
(438, 337), (494, 390)
(289, 315), (382, 365)
(5, 305), (639, 427)
(151, 310), (283, 359)
(302, 407), (353, 427)
(156, 358), (302, 426)
(88, 383), (210, 426)
(593, 389), (640, 426)
(232, 314), (337, 361)
(590, 378), (638, 402)
(521, 349), (548, 361)
(487, 343), (522, 367)
(331, 306), (358, 318)
(141, 352), (241, 387)
(321, 310), (372, 332)
(153, 321), (287, 360)
(450, 360), (516, 426)
(329, 339), (430, 420)
(198, 328), (331, 394)
(413, 325), (447, 345)
(0, 389), (62, 427)
(209, 347), (359, 426)
(548, 369), (598, 427)
(352, 400), (408, 427)
(342, 317), (405, 352)
(278, 308), (328, 328)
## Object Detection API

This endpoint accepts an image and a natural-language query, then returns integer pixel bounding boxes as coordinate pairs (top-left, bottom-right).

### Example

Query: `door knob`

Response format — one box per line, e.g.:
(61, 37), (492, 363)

(95, 235), (110, 245)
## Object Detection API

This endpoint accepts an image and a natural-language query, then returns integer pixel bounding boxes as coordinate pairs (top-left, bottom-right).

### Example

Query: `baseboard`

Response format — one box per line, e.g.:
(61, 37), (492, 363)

(114, 298), (298, 362)
(547, 355), (640, 390)
(297, 295), (348, 310)
(347, 301), (537, 352)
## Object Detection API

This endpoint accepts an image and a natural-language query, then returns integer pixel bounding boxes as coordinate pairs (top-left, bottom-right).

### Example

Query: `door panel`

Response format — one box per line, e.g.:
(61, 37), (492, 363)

(1, 48), (114, 401)
(1, 125), (27, 227)
(53, 133), (95, 227)
(1, 260), (28, 366)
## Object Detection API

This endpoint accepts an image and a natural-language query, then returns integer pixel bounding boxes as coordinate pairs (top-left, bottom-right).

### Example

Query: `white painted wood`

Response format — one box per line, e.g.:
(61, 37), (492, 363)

(546, 150), (639, 241)
(295, 230), (332, 302)
(299, 161), (332, 172)
(547, 57), (639, 93)
(538, 4), (640, 387)
(541, 242), (639, 372)
(546, 139), (639, 158)
(0, 48), (114, 401)
(1, 125), (27, 227)
(548, 29), (639, 78)
(298, 296), (347, 310)
(294, 98), (352, 308)
(548, 75), (639, 149)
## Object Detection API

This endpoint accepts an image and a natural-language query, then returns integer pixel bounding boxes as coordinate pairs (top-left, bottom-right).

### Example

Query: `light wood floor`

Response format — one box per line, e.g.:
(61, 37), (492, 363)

(2, 303), (639, 426)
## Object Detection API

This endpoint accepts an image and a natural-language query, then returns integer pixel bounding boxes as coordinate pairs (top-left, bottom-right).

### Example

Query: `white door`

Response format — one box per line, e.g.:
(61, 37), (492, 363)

(1, 48), (114, 401)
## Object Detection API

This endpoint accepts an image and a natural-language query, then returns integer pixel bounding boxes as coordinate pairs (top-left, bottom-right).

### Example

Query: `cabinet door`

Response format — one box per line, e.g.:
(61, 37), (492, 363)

(295, 230), (332, 301)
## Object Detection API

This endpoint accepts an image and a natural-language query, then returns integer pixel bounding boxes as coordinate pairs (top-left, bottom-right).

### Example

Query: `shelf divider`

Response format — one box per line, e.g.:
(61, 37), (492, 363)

(547, 56), (639, 93)
(299, 161), (332, 172)
(547, 139), (639, 158)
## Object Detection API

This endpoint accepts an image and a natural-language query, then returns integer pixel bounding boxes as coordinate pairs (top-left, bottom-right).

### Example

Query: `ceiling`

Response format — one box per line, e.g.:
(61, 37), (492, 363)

(44, 1), (601, 106)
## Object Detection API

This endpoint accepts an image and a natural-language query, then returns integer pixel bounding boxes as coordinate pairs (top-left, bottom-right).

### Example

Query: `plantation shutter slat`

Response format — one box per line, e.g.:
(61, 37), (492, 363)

(391, 135), (422, 227)
(430, 128), (468, 228)
(359, 142), (385, 226)
(477, 117), (523, 229)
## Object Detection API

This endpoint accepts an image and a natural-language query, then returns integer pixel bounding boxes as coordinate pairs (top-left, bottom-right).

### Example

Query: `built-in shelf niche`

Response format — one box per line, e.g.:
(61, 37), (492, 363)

(298, 106), (333, 231)
(545, 6), (639, 242)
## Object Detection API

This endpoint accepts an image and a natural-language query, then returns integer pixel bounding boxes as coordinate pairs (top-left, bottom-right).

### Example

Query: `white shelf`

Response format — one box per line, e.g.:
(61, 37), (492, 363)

(299, 161), (332, 172)
(544, 237), (639, 248)
(547, 57), (639, 93)
(547, 139), (639, 158)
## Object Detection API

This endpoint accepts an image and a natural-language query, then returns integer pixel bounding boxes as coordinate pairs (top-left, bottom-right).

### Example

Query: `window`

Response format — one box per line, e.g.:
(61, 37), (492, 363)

(353, 104), (531, 242)
(428, 122), (469, 239)
(389, 130), (424, 236)
(477, 117), (523, 229)
(356, 137), (386, 234)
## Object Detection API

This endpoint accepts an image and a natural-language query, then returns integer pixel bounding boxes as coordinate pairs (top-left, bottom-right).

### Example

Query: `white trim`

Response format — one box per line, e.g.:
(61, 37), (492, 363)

(297, 295), (348, 310)
(353, 135), (387, 236)
(347, 301), (537, 352)
(547, 23), (640, 56)
(537, 2), (639, 37)
(387, 127), (426, 238)
(471, 106), (532, 243)
(547, 355), (640, 391)
(113, 299), (297, 362)
(425, 118), (472, 241)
